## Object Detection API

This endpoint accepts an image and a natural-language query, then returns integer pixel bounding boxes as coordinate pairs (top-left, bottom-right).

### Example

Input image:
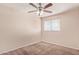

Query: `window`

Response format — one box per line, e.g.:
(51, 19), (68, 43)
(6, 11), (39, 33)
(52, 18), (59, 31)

(44, 19), (60, 31)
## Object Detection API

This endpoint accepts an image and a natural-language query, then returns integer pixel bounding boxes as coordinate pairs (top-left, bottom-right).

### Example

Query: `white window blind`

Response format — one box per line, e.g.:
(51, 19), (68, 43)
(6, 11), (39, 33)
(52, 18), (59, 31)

(44, 19), (60, 31)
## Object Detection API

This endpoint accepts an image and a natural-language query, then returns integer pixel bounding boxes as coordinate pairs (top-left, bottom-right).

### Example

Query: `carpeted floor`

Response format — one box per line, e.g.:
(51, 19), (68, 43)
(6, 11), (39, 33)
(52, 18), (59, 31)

(1, 41), (79, 55)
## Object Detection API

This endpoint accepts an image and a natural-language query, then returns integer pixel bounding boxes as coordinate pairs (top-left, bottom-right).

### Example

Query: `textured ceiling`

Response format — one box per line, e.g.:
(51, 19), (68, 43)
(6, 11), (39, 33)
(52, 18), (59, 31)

(0, 3), (79, 17)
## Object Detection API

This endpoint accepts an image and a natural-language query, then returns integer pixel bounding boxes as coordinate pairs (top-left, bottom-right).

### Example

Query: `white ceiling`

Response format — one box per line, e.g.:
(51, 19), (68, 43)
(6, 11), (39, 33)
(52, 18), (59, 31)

(0, 3), (79, 17)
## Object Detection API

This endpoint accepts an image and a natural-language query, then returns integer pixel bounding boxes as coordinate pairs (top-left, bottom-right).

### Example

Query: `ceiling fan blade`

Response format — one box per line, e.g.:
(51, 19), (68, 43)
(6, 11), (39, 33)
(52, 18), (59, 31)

(39, 3), (41, 7)
(29, 3), (37, 9)
(28, 10), (37, 13)
(44, 3), (53, 9)
(44, 10), (52, 13)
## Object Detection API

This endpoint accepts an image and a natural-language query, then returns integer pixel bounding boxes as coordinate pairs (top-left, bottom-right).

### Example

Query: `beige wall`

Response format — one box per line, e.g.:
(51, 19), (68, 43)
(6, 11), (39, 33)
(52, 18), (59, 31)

(42, 7), (79, 49)
(0, 4), (79, 54)
(0, 5), (41, 53)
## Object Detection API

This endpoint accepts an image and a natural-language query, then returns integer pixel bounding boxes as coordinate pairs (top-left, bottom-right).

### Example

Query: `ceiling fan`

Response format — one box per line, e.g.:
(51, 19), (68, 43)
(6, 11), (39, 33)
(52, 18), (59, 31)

(28, 3), (53, 16)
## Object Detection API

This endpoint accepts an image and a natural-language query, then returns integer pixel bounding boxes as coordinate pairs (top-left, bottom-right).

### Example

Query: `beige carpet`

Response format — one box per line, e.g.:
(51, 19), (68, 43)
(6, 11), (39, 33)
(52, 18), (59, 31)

(1, 41), (79, 55)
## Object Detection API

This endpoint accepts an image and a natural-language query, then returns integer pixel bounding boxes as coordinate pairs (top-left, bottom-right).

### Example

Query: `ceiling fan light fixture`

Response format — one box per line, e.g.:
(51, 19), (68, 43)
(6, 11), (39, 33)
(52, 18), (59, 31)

(36, 10), (40, 14)
(36, 10), (43, 16)
(40, 11), (43, 15)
